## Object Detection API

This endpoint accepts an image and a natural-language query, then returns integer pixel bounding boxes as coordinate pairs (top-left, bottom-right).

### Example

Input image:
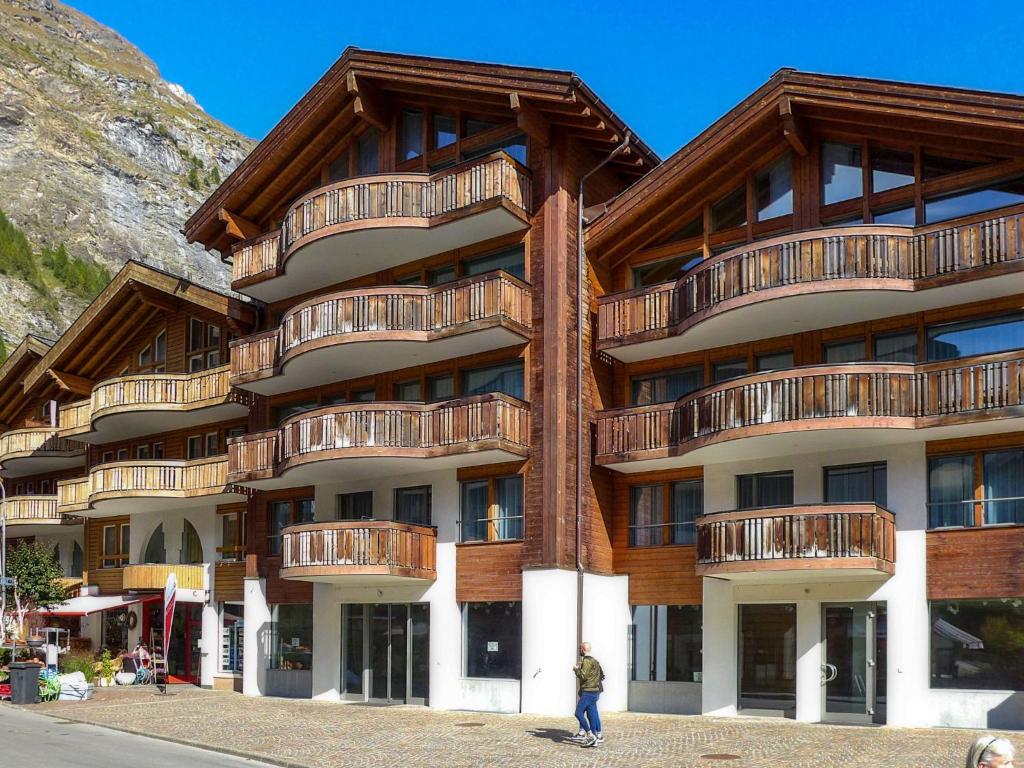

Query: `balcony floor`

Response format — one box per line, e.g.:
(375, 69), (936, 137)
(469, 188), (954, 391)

(1, 453), (85, 478)
(84, 490), (247, 517)
(75, 402), (249, 444)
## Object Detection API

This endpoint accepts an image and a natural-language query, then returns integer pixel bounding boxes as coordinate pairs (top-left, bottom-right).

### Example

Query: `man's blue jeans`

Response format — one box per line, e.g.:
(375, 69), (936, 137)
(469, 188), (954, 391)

(575, 691), (601, 733)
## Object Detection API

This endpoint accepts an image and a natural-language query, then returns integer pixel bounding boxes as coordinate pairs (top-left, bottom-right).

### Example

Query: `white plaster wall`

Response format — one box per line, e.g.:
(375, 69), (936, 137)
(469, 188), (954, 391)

(521, 567), (578, 716)
(581, 572), (630, 712)
(243, 576), (270, 696)
(931, 690), (1024, 730)
(701, 576), (737, 716)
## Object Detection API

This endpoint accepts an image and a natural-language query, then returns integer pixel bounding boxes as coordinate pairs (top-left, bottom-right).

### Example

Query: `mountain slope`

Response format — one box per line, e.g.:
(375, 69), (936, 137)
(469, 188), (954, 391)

(0, 0), (255, 350)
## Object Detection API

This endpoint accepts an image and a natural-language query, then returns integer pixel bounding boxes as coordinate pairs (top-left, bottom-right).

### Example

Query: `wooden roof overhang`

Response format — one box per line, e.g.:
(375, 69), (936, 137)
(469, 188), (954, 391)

(183, 47), (660, 257)
(0, 336), (52, 428)
(21, 261), (258, 402)
(585, 69), (1024, 265)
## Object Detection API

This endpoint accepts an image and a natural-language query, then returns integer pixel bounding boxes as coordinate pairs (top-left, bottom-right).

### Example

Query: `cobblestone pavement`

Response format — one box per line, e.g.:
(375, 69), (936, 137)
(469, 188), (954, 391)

(17, 687), (1018, 768)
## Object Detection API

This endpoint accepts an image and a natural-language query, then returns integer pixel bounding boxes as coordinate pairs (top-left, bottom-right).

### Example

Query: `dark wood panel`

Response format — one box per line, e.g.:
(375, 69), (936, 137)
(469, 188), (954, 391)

(456, 541), (523, 602)
(927, 527), (1024, 599)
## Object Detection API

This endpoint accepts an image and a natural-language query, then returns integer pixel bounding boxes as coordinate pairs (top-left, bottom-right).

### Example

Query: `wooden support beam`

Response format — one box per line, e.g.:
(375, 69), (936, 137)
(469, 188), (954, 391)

(509, 92), (550, 148)
(48, 369), (95, 397)
(346, 72), (389, 132)
(128, 281), (178, 312)
(779, 97), (809, 157)
(217, 209), (261, 241)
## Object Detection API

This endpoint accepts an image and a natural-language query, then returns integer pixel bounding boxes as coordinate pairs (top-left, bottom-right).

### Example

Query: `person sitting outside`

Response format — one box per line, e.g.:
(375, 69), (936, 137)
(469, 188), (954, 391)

(967, 737), (1015, 768)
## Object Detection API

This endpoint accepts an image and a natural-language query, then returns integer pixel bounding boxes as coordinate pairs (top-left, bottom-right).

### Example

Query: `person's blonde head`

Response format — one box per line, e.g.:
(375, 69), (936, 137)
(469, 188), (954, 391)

(966, 736), (1015, 768)
(579, 641), (591, 654)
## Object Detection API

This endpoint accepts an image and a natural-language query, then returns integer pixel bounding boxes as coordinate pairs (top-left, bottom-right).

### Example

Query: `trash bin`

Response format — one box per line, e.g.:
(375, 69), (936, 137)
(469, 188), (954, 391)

(8, 662), (41, 705)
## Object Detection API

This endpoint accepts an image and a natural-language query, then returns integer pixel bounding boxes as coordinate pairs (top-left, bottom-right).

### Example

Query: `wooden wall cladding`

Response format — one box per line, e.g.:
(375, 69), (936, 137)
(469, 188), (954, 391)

(214, 560), (246, 603)
(927, 527), (1024, 599)
(456, 541), (524, 602)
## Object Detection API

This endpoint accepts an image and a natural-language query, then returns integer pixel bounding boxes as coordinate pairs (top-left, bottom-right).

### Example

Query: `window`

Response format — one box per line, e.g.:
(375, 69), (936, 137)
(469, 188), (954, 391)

(137, 329), (166, 373)
(394, 486), (431, 526)
(116, 448), (128, 461)
(755, 154), (793, 220)
(711, 186), (746, 231)
(357, 128), (380, 175)
(632, 252), (702, 288)
(328, 150), (349, 182)
(657, 215), (703, 246)
(101, 451), (113, 464)
(39, 479), (51, 495)
(926, 314), (1024, 361)
(101, 522), (129, 568)
(269, 603), (313, 670)
(394, 380), (421, 402)
(427, 265), (456, 286)
(824, 338), (867, 364)
(670, 480), (702, 545)
(737, 471), (794, 509)
(460, 475), (523, 542)
(220, 604), (244, 673)
(632, 605), (702, 683)
(630, 367), (703, 406)
(268, 498), (314, 555)
(188, 318), (224, 372)
(983, 449), (1024, 525)
(825, 462), (887, 507)
(70, 541), (83, 578)
(873, 206), (916, 225)
(931, 600), (1024, 691)
(181, 519), (204, 564)
(220, 509), (244, 561)
(463, 245), (526, 281)
(871, 148), (915, 193)
(427, 374), (453, 402)
(874, 331), (918, 363)
(927, 454), (975, 528)
(464, 133), (527, 165)
(433, 114), (457, 149)
(629, 485), (661, 547)
(399, 109), (424, 161)
(465, 117), (499, 137)
(628, 480), (703, 547)
(272, 400), (317, 426)
(922, 153), (985, 181)
(463, 602), (521, 679)
(351, 388), (375, 402)
(712, 359), (747, 383)
(187, 435), (203, 460)
(925, 178), (1024, 224)
(756, 351), (794, 371)
(336, 491), (373, 521)
(822, 142), (863, 205)
(462, 360), (524, 399)
(144, 524), (166, 563)
(205, 432), (220, 456)
(136, 444), (151, 460)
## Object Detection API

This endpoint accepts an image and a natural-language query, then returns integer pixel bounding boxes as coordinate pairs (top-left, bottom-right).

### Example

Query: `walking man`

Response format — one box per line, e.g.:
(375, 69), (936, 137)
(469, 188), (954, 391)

(571, 641), (604, 747)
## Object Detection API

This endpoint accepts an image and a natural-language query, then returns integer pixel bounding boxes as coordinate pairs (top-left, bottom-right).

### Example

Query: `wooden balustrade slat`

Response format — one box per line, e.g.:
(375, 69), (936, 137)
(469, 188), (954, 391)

(281, 522), (437, 576)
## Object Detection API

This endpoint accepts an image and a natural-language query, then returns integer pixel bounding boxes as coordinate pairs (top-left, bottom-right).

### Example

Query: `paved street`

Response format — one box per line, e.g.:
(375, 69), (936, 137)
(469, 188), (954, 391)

(13, 687), (1018, 767)
(0, 700), (273, 768)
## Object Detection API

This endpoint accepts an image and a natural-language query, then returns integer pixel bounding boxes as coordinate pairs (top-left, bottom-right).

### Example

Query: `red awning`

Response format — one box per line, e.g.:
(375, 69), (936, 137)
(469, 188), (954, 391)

(35, 593), (160, 618)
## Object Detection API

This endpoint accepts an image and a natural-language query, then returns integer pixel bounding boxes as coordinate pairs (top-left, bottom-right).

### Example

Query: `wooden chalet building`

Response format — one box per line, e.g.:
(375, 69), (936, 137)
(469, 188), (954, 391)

(8, 51), (1024, 728)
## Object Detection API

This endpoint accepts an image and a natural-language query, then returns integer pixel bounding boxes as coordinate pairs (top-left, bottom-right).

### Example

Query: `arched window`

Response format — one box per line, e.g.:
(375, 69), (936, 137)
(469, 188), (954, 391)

(70, 541), (83, 577)
(181, 520), (203, 565)
(144, 524), (166, 564)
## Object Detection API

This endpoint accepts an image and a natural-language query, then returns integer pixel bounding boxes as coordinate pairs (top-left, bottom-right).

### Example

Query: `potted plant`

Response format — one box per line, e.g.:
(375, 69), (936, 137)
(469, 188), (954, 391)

(98, 649), (115, 687)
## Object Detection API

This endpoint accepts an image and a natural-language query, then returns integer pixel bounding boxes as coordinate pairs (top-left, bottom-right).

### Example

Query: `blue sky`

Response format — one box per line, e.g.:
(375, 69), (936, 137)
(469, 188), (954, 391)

(69, 1), (1024, 159)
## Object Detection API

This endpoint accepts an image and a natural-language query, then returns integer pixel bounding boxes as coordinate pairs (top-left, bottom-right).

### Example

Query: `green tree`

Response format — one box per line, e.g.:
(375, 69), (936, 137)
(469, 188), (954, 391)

(0, 209), (44, 292)
(186, 166), (201, 190)
(0, 336), (7, 365)
(2, 541), (66, 641)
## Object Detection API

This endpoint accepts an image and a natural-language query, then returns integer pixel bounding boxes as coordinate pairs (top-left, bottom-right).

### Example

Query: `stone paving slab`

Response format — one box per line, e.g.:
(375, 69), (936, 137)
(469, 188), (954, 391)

(16, 687), (1019, 768)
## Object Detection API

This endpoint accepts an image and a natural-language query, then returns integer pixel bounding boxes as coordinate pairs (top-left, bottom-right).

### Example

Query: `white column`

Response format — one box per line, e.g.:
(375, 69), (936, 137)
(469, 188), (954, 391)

(581, 572), (630, 713)
(795, 599), (822, 722)
(701, 576), (737, 716)
(200, 599), (219, 689)
(521, 568), (578, 716)
(311, 582), (340, 701)
(243, 575), (270, 697)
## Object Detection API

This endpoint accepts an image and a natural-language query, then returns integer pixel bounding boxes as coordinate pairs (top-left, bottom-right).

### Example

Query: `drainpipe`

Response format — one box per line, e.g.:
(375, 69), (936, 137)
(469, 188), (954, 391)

(575, 131), (632, 648)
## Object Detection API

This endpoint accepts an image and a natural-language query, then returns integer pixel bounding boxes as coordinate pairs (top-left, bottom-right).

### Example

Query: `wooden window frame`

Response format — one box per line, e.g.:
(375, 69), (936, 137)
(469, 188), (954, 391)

(101, 521), (130, 569)
(628, 478), (703, 548)
(267, 497), (314, 555)
(459, 474), (524, 543)
(217, 507), (245, 562)
(188, 317), (226, 373)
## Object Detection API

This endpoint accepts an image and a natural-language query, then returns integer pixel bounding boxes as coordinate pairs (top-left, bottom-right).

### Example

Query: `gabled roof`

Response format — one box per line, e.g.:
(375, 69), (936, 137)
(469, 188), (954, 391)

(22, 261), (257, 394)
(586, 69), (1024, 262)
(184, 47), (660, 253)
(0, 335), (53, 427)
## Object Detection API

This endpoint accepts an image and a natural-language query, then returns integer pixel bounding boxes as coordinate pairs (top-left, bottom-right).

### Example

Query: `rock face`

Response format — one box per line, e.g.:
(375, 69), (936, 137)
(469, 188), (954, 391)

(0, 0), (255, 346)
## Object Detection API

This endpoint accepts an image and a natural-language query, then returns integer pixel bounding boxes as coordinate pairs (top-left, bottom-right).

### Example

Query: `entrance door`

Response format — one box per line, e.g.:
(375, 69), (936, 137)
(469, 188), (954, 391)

(738, 604), (797, 717)
(822, 603), (886, 724)
(144, 602), (202, 685)
(342, 603), (428, 705)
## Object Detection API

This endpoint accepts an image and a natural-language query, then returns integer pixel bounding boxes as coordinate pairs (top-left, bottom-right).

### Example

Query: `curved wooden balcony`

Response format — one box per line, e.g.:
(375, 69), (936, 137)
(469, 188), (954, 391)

(122, 564), (207, 592)
(231, 152), (532, 302)
(2, 495), (76, 528)
(280, 521), (436, 584)
(0, 428), (85, 477)
(696, 504), (895, 580)
(83, 457), (245, 515)
(598, 208), (1024, 362)
(58, 365), (250, 443)
(597, 351), (1024, 471)
(228, 393), (530, 489)
(231, 271), (532, 395)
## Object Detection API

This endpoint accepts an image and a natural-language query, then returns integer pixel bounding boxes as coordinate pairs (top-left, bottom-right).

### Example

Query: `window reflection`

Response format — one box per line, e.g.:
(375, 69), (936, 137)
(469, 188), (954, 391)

(824, 339), (866, 364)
(874, 331), (918, 363)
(871, 148), (914, 193)
(399, 110), (424, 161)
(711, 186), (747, 231)
(755, 155), (793, 220)
(822, 142), (863, 205)
(924, 178), (1024, 223)
(926, 313), (1024, 361)
(873, 207), (916, 225)
(632, 252), (702, 288)
(631, 366), (703, 405)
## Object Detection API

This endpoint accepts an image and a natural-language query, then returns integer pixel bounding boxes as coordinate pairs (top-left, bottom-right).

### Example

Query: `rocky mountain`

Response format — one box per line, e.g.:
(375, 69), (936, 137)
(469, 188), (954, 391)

(0, 0), (255, 351)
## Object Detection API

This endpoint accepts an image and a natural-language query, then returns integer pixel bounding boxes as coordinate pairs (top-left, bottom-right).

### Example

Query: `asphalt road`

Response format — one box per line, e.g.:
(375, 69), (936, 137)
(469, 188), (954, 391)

(0, 704), (275, 768)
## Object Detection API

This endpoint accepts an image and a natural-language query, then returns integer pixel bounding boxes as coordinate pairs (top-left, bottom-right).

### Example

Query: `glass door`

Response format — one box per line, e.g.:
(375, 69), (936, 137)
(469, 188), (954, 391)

(822, 603), (885, 724)
(738, 604), (797, 716)
(342, 604), (428, 705)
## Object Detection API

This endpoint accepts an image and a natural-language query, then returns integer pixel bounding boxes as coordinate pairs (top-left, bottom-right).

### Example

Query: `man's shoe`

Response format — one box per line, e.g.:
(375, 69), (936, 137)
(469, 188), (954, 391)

(581, 733), (598, 748)
(594, 731), (604, 744)
(568, 730), (588, 743)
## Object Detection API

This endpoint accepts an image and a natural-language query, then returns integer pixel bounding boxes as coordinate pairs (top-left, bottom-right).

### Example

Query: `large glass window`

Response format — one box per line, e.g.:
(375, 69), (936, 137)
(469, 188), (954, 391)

(460, 480), (490, 543)
(395, 486), (431, 526)
(632, 605), (702, 683)
(631, 367), (703, 406)
(983, 448), (1024, 525)
(220, 510), (243, 561)
(756, 351), (794, 372)
(433, 114), (457, 149)
(711, 186), (747, 231)
(463, 246), (526, 281)
(629, 484), (663, 547)
(739, 604), (796, 712)
(824, 339), (867, 364)
(336, 491), (373, 521)
(926, 314), (1024, 361)
(931, 600), (1024, 691)
(427, 374), (453, 402)
(670, 479), (702, 545)
(632, 252), (702, 288)
(399, 109), (424, 161)
(822, 142), (863, 205)
(357, 128), (380, 175)
(143, 524), (166, 563)
(220, 604), (244, 674)
(463, 602), (521, 679)
(464, 133), (528, 166)
(737, 471), (794, 509)
(927, 454), (974, 528)
(873, 206), (916, 225)
(628, 480), (702, 547)
(825, 462), (887, 507)
(712, 359), (748, 383)
(181, 520), (203, 565)
(925, 178), (1024, 224)
(461, 360), (524, 399)
(101, 522), (129, 569)
(269, 603), (313, 671)
(459, 474), (524, 543)
(871, 148), (915, 193)
(268, 498), (314, 555)
(395, 380), (422, 401)
(755, 155), (793, 220)
(874, 331), (918, 363)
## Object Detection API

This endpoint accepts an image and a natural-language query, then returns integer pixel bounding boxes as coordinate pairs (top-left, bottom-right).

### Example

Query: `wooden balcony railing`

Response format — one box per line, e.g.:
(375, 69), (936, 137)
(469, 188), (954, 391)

(598, 208), (1024, 347)
(57, 477), (90, 513)
(4, 495), (63, 525)
(122, 564), (207, 591)
(0, 428), (83, 461)
(696, 504), (896, 576)
(90, 456), (233, 502)
(229, 393), (530, 482)
(231, 271), (532, 381)
(231, 152), (532, 285)
(596, 351), (1024, 465)
(281, 521), (436, 581)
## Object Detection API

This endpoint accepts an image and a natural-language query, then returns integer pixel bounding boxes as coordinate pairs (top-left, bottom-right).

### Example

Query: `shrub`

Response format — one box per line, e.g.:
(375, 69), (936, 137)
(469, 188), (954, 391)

(58, 651), (96, 682)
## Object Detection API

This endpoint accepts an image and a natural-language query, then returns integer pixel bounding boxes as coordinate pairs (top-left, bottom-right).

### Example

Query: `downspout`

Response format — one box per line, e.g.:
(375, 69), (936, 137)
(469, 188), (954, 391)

(576, 131), (632, 647)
